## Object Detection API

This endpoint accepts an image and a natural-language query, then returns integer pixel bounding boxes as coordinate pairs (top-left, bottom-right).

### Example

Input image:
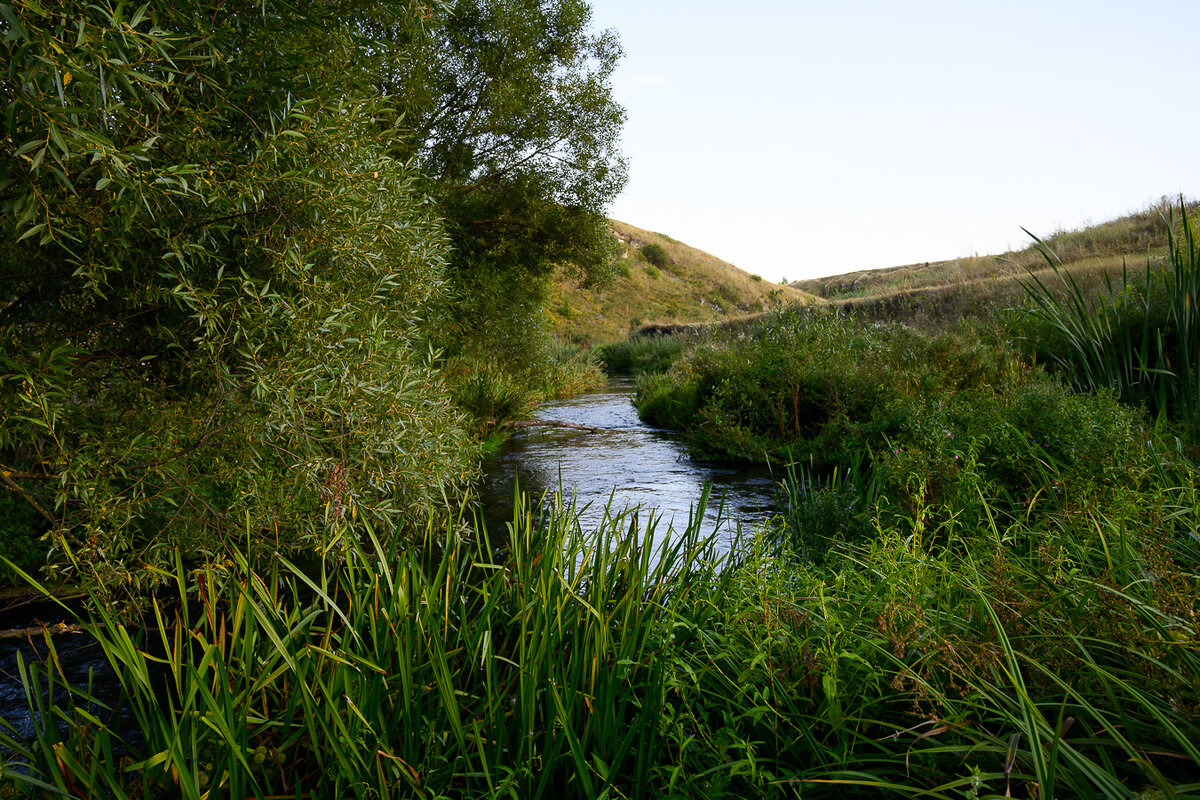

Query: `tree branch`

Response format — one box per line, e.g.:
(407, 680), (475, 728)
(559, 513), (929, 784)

(0, 470), (57, 526)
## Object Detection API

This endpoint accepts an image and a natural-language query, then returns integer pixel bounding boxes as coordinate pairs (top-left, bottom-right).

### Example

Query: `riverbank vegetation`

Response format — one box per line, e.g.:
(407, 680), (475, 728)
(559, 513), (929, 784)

(0, 0), (625, 590)
(2, 1), (1198, 796)
(638, 201), (1200, 460)
(596, 334), (687, 375)
(4, 459), (1197, 797)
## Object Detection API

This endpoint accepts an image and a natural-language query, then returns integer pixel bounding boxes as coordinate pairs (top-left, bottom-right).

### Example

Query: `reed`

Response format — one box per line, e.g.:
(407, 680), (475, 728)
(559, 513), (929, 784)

(1, 499), (734, 798)
(1022, 197), (1200, 435)
(595, 335), (686, 376)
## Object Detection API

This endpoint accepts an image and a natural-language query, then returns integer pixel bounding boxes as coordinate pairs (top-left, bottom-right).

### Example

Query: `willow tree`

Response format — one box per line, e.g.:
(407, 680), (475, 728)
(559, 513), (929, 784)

(0, 1), (478, 587)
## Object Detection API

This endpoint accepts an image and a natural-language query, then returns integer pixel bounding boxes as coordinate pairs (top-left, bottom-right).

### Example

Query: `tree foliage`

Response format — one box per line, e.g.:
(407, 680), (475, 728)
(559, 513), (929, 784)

(380, 0), (628, 368)
(0, 1), (480, 586)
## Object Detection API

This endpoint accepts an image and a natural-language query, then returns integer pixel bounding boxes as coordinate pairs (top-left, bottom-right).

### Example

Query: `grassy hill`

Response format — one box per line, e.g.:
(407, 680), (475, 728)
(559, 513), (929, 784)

(791, 198), (1196, 327)
(547, 220), (814, 345)
(553, 201), (1198, 344)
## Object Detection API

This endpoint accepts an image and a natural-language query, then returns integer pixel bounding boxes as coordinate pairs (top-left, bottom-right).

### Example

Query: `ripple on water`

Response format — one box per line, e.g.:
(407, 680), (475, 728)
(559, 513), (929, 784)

(479, 381), (779, 550)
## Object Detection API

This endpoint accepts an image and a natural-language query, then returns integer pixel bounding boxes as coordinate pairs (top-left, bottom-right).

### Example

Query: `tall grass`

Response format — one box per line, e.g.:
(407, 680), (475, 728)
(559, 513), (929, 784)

(446, 342), (605, 432)
(3, 439), (1198, 797)
(0, 500), (739, 798)
(1022, 198), (1200, 434)
(595, 335), (686, 375)
(770, 458), (1200, 798)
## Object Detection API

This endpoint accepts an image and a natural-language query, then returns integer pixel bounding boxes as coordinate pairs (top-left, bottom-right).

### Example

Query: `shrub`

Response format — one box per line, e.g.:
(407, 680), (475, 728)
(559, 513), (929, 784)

(0, 4), (480, 590)
(637, 306), (1158, 528)
(640, 243), (669, 268)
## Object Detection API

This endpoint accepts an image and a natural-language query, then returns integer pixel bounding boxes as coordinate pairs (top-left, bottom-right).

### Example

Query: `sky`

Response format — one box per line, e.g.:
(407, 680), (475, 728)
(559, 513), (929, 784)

(586, 0), (1200, 282)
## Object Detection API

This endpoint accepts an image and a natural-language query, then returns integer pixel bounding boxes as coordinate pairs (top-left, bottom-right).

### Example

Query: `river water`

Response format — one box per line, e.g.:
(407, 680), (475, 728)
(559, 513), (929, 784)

(478, 379), (780, 551)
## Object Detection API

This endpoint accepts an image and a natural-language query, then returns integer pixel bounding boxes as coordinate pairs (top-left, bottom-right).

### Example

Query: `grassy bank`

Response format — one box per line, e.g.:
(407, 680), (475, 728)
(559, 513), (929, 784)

(3, 460), (1198, 797)
(446, 338), (608, 432)
(596, 334), (687, 376)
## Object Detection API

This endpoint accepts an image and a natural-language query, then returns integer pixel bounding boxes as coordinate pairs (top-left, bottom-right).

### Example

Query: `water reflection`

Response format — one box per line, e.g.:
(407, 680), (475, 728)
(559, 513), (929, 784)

(479, 380), (779, 550)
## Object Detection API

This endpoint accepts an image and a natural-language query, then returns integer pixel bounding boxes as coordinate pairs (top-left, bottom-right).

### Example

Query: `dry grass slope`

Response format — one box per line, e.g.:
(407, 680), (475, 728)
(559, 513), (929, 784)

(548, 220), (815, 344)
(791, 198), (1196, 327)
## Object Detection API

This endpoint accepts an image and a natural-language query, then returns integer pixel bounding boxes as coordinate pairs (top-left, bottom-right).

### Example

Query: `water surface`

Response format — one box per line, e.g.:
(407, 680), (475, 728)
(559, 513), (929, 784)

(479, 380), (779, 550)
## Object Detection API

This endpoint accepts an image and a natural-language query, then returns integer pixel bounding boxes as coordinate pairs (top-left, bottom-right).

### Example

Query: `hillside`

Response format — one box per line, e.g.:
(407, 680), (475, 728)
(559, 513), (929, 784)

(790, 199), (1195, 327)
(547, 221), (814, 344)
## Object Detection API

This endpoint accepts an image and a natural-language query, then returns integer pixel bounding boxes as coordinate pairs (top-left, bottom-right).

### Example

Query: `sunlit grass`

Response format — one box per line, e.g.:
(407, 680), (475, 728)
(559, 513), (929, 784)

(550, 220), (812, 346)
(793, 198), (1196, 331)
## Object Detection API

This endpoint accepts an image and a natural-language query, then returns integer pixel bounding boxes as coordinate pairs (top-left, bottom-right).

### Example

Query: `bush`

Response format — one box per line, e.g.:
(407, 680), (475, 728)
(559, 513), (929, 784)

(640, 243), (669, 268)
(637, 306), (1158, 527)
(0, 4), (479, 590)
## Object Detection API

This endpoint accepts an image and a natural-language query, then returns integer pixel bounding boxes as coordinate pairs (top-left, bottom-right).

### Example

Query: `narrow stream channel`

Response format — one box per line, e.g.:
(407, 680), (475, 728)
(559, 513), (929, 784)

(478, 379), (780, 550)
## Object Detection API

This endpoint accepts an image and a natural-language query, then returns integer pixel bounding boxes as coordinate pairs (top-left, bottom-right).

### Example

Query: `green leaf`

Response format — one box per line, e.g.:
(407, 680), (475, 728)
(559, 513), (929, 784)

(16, 223), (45, 243)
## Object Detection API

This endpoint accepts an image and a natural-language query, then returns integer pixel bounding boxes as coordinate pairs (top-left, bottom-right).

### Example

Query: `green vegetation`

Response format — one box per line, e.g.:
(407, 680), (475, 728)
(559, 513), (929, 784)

(640, 242), (670, 268)
(388, 0), (628, 387)
(5, 462), (1198, 797)
(2, 503), (722, 798)
(1024, 201), (1200, 434)
(0, 0), (621, 588)
(595, 335), (686, 375)
(2, 3), (1197, 796)
(619, 274), (1200, 795)
(6, 193), (1200, 795)
(636, 308), (1151, 514)
(1, 0), (479, 588)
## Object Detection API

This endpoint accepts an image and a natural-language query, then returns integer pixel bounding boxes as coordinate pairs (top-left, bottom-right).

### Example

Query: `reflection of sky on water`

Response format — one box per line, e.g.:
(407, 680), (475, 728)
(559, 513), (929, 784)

(479, 380), (780, 552)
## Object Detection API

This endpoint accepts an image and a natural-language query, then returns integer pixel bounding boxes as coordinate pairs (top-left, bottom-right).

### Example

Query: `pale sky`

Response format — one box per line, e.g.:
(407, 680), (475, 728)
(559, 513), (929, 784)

(588, 0), (1200, 282)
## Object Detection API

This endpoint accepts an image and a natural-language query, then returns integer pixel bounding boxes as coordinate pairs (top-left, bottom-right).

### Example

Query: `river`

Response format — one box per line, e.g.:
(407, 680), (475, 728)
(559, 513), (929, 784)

(478, 379), (780, 551)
